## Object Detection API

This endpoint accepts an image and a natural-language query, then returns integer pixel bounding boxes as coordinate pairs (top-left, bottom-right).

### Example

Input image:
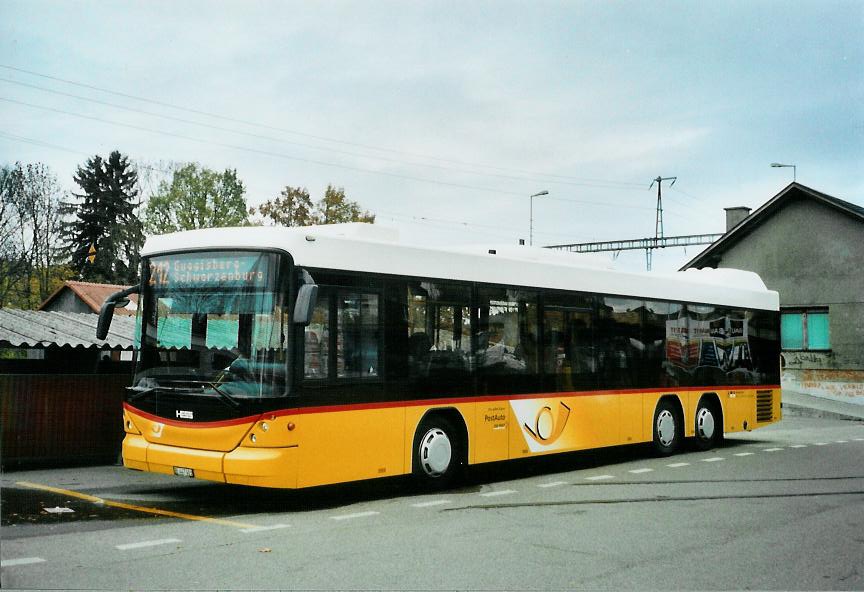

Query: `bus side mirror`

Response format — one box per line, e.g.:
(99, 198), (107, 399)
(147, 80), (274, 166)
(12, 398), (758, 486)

(96, 285), (140, 340)
(293, 284), (318, 326)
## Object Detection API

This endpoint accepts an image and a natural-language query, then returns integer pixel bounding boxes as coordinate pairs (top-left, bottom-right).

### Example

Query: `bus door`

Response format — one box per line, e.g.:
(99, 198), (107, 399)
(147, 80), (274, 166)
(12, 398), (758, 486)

(296, 282), (396, 487)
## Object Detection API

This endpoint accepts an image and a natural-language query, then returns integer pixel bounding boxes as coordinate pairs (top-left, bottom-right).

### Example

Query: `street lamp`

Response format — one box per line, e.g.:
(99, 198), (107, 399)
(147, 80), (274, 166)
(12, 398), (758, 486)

(529, 190), (549, 246)
(771, 162), (796, 182)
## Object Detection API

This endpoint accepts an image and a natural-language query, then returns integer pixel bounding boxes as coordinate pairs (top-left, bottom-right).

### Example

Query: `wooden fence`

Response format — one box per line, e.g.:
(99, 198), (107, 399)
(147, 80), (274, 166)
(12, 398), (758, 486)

(1, 374), (130, 468)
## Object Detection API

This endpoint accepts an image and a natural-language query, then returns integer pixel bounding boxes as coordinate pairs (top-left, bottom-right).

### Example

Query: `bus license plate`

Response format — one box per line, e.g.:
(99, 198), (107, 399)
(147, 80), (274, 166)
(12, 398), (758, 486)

(173, 466), (194, 478)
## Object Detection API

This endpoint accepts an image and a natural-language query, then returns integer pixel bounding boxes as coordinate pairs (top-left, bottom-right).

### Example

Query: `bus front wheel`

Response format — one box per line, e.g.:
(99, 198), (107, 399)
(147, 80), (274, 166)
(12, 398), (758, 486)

(652, 399), (683, 456)
(413, 415), (463, 489)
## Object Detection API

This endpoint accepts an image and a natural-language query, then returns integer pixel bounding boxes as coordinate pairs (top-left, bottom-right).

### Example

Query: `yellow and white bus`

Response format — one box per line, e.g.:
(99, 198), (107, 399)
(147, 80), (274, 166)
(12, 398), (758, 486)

(98, 223), (781, 489)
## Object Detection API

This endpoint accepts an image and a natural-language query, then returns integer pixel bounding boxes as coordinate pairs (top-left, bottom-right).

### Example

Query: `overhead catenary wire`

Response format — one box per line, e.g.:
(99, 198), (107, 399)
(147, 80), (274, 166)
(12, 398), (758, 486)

(376, 208), (597, 242)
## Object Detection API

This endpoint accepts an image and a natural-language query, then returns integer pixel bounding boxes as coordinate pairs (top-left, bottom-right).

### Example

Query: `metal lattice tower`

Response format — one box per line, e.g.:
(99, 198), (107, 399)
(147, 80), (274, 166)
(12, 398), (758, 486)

(646, 176), (677, 270)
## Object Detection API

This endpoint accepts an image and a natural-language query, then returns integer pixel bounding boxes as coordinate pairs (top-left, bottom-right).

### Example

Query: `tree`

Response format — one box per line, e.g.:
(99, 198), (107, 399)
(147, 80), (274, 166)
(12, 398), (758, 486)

(143, 163), (249, 234)
(317, 184), (375, 225)
(64, 151), (144, 284)
(251, 185), (315, 227)
(252, 183), (375, 227)
(0, 162), (70, 308)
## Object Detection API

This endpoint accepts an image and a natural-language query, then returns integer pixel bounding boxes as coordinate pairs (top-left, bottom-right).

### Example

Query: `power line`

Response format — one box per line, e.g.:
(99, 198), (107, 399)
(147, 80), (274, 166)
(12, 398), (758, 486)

(0, 77), (649, 192)
(0, 101), (666, 215)
(3, 130), (693, 251)
(0, 130), (176, 176)
(0, 128), (578, 243)
(0, 63), (647, 189)
(0, 95), (533, 198)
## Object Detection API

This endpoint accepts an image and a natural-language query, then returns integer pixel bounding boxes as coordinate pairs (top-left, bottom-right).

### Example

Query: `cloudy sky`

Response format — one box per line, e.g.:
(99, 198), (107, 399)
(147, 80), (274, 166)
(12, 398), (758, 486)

(2, 0), (862, 272)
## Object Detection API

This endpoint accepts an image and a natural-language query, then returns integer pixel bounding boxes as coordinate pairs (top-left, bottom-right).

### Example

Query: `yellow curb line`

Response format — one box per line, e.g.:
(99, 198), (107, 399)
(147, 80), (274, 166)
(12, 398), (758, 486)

(16, 481), (258, 529)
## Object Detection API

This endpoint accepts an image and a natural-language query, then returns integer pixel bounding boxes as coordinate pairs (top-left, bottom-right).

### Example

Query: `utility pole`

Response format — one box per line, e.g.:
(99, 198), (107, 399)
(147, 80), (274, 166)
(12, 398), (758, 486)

(646, 176), (676, 270)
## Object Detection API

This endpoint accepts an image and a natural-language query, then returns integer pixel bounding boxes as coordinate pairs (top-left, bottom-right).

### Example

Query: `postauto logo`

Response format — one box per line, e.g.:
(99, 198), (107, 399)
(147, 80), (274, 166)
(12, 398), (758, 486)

(510, 399), (572, 453)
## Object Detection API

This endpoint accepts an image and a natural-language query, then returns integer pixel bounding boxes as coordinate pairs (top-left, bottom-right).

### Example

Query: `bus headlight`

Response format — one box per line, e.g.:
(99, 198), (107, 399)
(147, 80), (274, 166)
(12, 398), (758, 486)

(123, 416), (141, 434)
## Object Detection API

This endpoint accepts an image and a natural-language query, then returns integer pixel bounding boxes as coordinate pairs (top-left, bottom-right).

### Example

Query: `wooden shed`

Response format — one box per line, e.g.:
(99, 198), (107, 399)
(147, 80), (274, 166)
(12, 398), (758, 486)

(0, 309), (136, 468)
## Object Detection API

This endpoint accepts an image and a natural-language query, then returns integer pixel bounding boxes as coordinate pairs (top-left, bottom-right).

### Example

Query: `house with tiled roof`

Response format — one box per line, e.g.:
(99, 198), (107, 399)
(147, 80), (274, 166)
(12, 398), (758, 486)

(38, 280), (138, 316)
(681, 182), (864, 404)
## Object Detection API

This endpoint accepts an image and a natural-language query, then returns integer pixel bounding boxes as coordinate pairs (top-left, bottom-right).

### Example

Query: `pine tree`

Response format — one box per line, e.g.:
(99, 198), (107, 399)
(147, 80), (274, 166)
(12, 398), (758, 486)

(65, 151), (144, 284)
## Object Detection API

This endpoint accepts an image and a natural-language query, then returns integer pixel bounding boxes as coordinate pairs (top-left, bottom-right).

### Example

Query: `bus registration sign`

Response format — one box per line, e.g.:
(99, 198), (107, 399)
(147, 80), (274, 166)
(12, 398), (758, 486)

(173, 466), (195, 478)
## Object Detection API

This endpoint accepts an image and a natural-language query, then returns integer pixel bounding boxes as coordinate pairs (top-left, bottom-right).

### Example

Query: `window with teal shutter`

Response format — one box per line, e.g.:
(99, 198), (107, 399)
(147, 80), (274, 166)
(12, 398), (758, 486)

(781, 313), (803, 349)
(780, 309), (830, 351)
(806, 311), (830, 350)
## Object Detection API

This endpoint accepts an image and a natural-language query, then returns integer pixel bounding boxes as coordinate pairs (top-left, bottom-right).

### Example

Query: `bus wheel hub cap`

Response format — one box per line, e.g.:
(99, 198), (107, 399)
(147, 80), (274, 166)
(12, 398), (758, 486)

(657, 410), (675, 447)
(420, 428), (452, 476)
(697, 408), (715, 440)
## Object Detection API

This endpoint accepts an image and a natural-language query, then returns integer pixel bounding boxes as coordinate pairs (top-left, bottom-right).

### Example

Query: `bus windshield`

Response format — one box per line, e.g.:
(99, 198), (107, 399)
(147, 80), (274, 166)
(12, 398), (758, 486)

(134, 251), (289, 399)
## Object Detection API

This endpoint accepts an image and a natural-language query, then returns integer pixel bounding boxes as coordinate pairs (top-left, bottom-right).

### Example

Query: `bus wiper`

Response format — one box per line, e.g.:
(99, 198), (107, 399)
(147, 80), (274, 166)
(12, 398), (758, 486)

(125, 384), (176, 402)
(162, 379), (242, 409)
(206, 381), (241, 408)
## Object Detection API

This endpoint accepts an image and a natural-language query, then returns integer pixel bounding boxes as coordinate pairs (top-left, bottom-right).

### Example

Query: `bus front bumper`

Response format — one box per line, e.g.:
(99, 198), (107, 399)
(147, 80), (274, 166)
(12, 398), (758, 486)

(122, 434), (298, 488)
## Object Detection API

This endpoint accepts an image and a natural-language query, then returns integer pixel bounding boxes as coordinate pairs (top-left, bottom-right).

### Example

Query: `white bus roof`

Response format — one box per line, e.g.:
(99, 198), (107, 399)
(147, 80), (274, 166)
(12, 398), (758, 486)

(142, 223), (779, 311)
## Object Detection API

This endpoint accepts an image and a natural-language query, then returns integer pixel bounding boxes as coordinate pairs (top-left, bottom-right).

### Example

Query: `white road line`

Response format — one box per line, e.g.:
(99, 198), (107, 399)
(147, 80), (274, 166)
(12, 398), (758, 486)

(240, 524), (290, 533)
(1, 557), (46, 567)
(411, 500), (451, 508)
(537, 481), (567, 488)
(628, 468), (654, 474)
(835, 440), (848, 443)
(854, 438), (864, 442)
(666, 462), (690, 468)
(479, 489), (516, 497)
(763, 447), (784, 452)
(585, 475), (615, 481)
(734, 452), (754, 457)
(789, 444), (807, 448)
(116, 538), (181, 551)
(330, 511), (379, 521)
(813, 442), (828, 446)
(701, 457), (724, 462)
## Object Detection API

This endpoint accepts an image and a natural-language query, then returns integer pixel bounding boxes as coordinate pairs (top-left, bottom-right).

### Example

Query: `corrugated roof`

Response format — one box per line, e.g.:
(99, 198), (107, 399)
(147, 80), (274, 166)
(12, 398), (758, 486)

(0, 309), (136, 349)
(39, 281), (139, 316)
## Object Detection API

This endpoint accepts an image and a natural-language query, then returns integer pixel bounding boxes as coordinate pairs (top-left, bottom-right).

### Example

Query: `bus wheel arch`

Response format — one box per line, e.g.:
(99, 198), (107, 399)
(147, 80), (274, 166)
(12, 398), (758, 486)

(694, 393), (724, 450)
(412, 408), (468, 488)
(652, 395), (684, 456)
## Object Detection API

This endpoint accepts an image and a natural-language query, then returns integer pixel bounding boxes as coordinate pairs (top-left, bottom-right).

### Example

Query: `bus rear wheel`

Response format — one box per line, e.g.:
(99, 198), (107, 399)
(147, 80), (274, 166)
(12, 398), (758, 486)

(652, 399), (682, 456)
(694, 398), (723, 451)
(413, 415), (463, 489)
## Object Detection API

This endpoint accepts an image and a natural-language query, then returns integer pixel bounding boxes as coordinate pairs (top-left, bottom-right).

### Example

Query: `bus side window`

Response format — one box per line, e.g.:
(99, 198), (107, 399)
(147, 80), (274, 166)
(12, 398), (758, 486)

(304, 289), (330, 379)
(542, 293), (596, 391)
(475, 287), (540, 395)
(597, 297), (643, 388)
(406, 281), (471, 390)
(336, 291), (379, 378)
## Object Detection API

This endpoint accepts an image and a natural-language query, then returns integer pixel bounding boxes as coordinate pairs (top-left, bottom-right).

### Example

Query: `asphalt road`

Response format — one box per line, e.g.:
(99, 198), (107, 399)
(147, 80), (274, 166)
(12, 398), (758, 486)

(2, 415), (863, 590)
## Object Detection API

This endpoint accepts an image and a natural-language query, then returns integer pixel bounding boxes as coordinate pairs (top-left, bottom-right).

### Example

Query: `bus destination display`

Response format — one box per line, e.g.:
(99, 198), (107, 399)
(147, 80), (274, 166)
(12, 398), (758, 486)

(148, 253), (271, 288)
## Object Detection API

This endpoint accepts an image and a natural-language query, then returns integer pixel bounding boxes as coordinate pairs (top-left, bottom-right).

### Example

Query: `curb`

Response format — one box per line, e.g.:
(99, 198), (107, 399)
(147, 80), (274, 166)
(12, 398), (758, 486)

(781, 402), (864, 422)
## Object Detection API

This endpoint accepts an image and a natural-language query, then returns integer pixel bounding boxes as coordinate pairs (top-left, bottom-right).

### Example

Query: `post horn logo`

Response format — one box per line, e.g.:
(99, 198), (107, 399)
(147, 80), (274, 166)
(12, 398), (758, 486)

(523, 401), (571, 445)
